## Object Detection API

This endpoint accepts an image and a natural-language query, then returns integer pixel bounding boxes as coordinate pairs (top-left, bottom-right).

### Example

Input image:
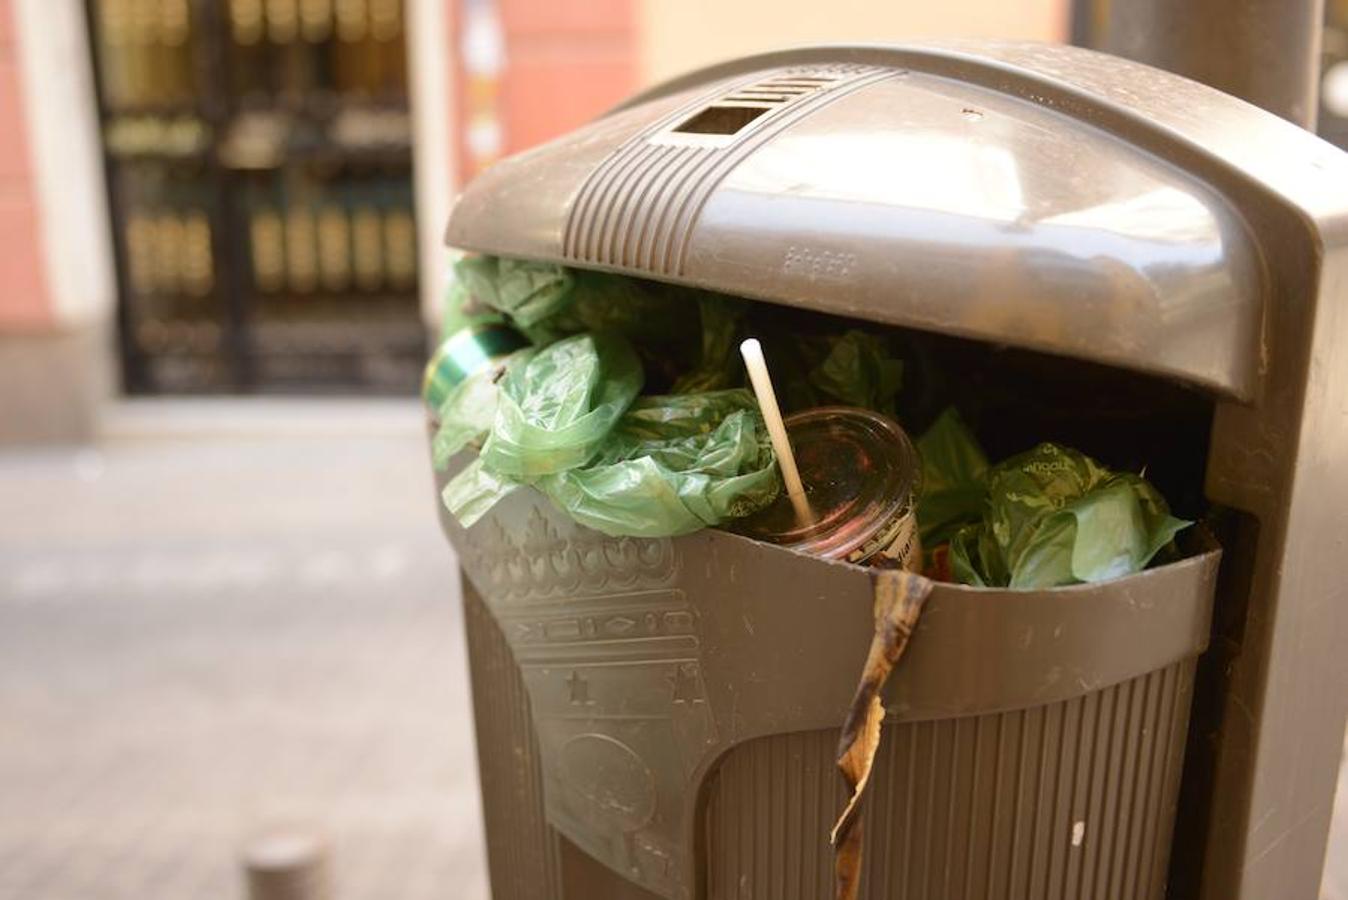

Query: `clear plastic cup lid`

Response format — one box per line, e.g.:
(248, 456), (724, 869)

(736, 406), (921, 561)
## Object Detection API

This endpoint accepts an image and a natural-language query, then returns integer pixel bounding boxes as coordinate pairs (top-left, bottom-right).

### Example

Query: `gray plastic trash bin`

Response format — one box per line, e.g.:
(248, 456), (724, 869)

(434, 41), (1348, 900)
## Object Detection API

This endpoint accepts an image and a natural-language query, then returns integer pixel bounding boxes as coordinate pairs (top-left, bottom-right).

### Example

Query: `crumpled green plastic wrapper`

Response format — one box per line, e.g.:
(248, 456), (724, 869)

(949, 443), (1191, 589)
(542, 273), (743, 391)
(443, 377), (780, 535)
(539, 389), (780, 537)
(430, 346), (536, 471)
(807, 329), (904, 413)
(442, 332), (642, 525)
(456, 255), (576, 329)
(772, 328), (905, 414)
(441, 457), (523, 529)
(441, 331), (780, 535)
(562, 272), (696, 346)
(479, 332), (643, 478)
(463, 258), (686, 345)
(669, 294), (745, 394)
(916, 407), (989, 547)
(455, 258), (747, 390)
(440, 275), (473, 339)
(440, 259), (504, 338)
(431, 369), (499, 470)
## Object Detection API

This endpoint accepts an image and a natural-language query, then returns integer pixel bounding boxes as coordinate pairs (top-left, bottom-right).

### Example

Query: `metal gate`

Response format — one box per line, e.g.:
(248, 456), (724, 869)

(85, 0), (423, 394)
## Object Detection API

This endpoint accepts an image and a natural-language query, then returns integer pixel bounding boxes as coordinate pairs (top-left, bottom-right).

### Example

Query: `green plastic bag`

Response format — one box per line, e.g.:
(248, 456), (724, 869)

(443, 381), (781, 536)
(440, 275), (473, 340)
(463, 264), (693, 350)
(562, 271), (694, 344)
(456, 255), (576, 329)
(431, 370), (499, 471)
(916, 407), (989, 547)
(457, 261), (743, 391)
(557, 273), (731, 389)
(949, 443), (1191, 589)
(441, 332), (641, 526)
(441, 457), (522, 529)
(770, 328), (905, 414)
(430, 346), (536, 471)
(479, 332), (643, 478)
(669, 294), (746, 394)
(440, 255), (507, 337)
(539, 389), (780, 537)
(807, 329), (905, 413)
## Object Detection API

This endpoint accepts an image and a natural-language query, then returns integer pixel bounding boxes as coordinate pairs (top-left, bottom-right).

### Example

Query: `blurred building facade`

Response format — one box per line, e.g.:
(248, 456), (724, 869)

(88, 0), (425, 396)
(0, 0), (1066, 442)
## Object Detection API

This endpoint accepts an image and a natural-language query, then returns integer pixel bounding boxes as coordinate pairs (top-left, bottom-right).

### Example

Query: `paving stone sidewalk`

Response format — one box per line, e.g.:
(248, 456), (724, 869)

(0, 398), (1344, 899)
(0, 400), (487, 900)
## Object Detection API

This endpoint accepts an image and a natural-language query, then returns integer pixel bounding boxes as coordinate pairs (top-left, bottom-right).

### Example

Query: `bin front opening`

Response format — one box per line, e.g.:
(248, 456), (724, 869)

(437, 261), (1229, 900)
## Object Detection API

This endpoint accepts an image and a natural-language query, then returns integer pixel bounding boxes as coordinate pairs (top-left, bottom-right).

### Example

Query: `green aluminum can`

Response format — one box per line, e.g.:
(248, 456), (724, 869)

(422, 323), (530, 412)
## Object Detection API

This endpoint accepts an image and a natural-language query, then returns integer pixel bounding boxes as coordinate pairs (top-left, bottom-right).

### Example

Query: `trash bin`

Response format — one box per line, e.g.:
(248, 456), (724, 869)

(434, 42), (1348, 900)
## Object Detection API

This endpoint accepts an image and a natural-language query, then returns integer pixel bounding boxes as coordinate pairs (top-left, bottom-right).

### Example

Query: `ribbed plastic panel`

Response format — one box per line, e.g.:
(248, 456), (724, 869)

(462, 578), (563, 900)
(703, 661), (1194, 900)
(561, 65), (892, 276)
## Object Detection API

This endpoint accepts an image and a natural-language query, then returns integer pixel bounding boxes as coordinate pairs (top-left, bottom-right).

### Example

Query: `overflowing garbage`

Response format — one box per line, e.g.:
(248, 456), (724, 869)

(428, 255), (1193, 587)
(428, 255), (1201, 900)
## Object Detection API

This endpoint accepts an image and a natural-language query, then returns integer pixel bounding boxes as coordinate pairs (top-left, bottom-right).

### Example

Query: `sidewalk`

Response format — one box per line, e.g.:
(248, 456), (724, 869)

(0, 398), (1344, 899)
(0, 399), (487, 900)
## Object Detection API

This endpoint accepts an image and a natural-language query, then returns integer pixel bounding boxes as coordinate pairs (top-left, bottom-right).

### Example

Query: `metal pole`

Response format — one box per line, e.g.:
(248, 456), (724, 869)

(1079, 0), (1325, 129)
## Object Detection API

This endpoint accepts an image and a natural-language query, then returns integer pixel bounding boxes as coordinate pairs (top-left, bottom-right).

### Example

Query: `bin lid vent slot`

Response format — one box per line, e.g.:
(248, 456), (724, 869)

(667, 70), (852, 138)
(673, 105), (773, 136)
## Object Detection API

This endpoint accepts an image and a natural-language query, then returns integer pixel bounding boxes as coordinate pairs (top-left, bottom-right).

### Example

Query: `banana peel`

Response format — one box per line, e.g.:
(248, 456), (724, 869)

(832, 568), (933, 900)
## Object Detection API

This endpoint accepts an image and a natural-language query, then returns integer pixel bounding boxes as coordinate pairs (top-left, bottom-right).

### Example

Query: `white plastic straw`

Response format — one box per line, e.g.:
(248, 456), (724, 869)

(740, 338), (814, 524)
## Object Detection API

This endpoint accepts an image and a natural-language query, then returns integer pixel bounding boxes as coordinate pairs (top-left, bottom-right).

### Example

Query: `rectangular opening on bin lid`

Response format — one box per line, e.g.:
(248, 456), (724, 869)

(673, 105), (774, 136)
(668, 70), (852, 137)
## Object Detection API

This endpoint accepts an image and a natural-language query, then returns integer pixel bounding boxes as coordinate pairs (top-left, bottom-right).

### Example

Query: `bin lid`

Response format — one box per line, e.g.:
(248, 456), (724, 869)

(446, 42), (1346, 401)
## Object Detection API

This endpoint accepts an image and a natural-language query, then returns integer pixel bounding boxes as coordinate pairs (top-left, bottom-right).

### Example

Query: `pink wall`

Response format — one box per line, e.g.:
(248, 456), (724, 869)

(0, 0), (51, 329)
(452, 0), (638, 185)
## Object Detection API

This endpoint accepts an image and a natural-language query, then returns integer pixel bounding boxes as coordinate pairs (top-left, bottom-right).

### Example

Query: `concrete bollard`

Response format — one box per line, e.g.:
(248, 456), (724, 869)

(241, 826), (331, 900)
